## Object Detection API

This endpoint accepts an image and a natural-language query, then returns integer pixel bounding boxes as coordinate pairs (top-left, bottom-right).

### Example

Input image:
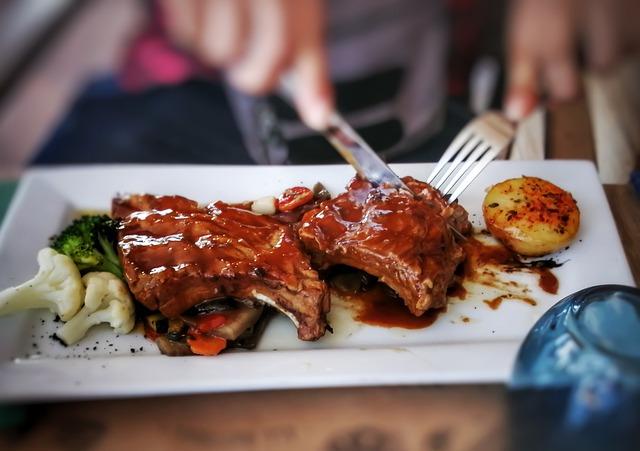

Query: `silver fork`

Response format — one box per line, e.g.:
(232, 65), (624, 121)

(427, 111), (515, 202)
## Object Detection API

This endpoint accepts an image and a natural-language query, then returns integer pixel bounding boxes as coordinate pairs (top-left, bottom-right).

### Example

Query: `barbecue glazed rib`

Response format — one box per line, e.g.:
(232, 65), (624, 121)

(298, 177), (470, 315)
(112, 194), (329, 340)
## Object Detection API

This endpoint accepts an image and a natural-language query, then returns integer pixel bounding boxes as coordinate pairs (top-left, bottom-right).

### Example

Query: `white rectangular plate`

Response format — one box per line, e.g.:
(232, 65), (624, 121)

(0, 161), (634, 402)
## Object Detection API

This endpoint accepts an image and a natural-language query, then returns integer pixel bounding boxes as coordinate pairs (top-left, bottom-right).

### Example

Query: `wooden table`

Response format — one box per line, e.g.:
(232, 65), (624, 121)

(1, 105), (638, 451)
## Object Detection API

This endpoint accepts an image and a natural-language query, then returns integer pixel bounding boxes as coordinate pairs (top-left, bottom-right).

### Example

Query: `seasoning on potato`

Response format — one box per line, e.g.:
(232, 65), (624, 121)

(482, 176), (580, 257)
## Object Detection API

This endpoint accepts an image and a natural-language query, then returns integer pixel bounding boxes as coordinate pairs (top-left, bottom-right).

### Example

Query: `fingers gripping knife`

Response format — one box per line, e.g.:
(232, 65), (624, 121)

(278, 74), (411, 193)
(279, 75), (515, 201)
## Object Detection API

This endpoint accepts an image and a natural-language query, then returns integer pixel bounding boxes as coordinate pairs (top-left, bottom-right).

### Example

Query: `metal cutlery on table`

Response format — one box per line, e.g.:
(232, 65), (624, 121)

(426, 111), (515, 202)
(323, 112), (411, 193)
(322, 110), (515, 203)
(277, 75), (410, 193)
(279, 75), (515, 200)
(325, 111), (516, 203)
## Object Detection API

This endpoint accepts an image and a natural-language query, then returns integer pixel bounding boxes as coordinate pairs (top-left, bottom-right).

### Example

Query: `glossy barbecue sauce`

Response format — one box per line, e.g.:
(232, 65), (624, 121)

(114, 194), (327, 321)
(314, 178), (561, 328)
(332, 234), (561, 328)
(460, 236), (561, 295)
(302, 177), (464, 330)
(333, 282), (445, 329)
(484, 294), (537, 310)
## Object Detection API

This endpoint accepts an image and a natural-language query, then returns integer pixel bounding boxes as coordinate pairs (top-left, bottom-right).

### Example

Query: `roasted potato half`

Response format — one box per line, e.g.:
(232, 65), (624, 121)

(482, 176), (580, 256)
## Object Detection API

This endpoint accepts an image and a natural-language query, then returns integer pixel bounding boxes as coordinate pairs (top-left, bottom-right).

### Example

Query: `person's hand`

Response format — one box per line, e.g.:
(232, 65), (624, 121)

(505, 0), (640, 120)
(159, 0), (334, 130)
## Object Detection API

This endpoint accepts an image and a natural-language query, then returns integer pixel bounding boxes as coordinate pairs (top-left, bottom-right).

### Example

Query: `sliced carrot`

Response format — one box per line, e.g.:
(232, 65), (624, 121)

(187, 334), (227, 356)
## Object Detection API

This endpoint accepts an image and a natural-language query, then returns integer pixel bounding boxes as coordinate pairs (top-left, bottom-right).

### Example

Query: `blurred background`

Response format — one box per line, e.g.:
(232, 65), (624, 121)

(0, 1), (122, 175)
(0, 0), (142, 178)
(0, 0), (638, 181)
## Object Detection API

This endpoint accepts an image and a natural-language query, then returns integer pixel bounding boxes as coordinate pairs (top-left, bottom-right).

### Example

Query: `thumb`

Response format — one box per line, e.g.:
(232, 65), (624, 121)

(504, 57), (539, 121)
(289, 0), (334, 131)
(292, 48), (334, 130)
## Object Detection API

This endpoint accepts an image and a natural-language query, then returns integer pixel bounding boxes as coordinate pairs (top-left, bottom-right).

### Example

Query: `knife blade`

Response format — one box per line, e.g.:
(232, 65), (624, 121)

(277, 74), (411, 193)
(324, 112), (412, 193)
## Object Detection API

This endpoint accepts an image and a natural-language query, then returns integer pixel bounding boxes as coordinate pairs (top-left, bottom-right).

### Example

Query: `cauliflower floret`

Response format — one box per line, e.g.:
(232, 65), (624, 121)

(56, 272), (135, 345)
(0, 248), (84, 321)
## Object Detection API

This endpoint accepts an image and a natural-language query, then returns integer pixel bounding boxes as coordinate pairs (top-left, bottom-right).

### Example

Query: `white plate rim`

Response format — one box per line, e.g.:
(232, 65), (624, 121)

(0, 161), (635, 402)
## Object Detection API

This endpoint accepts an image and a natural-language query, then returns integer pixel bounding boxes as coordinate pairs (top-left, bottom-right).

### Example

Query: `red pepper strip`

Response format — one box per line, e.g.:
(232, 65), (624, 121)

(277, 186), (314, 212)
(143, 323), (159, 341)
(195, 313), (227, 333)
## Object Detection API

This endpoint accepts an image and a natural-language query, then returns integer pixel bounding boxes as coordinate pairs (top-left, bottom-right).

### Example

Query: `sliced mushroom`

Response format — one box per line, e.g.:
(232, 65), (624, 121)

(155, 336), (193, 356)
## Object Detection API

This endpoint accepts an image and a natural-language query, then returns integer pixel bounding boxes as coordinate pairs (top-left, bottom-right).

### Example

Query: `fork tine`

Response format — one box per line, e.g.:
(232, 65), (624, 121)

(447, 145), (503, 203)
(428, 111), (515, 202)
(431, 136), (481, 190)
(426, 129), (474, 184)
(441, 142), (491, 195)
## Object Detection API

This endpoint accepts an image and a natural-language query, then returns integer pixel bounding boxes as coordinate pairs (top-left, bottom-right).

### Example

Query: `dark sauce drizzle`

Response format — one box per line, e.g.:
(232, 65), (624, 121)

(460, 236), (562, 296)
(329, 267), (445, 329)
(329, 235), (563, 329)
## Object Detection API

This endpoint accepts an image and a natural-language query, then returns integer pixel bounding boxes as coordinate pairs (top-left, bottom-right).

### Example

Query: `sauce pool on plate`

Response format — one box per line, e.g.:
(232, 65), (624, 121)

(461, 236), (560, 296)
(329, 234), (563, 329)
(334, 282), (445, 329)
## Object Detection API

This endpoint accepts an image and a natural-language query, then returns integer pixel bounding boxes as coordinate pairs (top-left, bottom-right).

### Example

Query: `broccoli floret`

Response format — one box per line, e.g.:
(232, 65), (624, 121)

(50, 215), (123, 279)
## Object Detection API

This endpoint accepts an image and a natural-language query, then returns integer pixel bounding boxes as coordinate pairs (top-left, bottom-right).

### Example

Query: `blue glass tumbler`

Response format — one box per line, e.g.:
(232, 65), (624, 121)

(509, 285), (640, 451)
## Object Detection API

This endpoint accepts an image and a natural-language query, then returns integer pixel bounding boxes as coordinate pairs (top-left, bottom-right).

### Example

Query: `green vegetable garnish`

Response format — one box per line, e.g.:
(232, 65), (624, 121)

(50, 214), (123, 278)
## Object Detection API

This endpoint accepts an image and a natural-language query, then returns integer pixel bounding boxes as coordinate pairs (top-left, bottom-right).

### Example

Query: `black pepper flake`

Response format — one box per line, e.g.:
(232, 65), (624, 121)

(139, 346), (143, 351)
(488, 202), (499, 208)
(93, 346), (97, 351)
(53, 315), (61, 323)
(130, 348), (136, 354)
(49, 334), (67, 347)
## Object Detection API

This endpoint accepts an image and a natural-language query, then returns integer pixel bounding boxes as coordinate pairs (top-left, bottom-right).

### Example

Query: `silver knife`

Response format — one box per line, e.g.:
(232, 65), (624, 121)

(324, 112), (412, 193)
(278, 74), (411, 193)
